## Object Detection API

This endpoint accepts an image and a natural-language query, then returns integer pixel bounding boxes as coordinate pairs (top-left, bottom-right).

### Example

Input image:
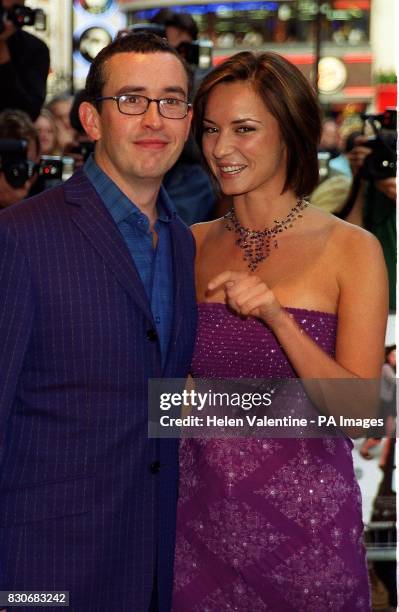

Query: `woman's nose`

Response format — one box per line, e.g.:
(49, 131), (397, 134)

(212, 133), (234, 158)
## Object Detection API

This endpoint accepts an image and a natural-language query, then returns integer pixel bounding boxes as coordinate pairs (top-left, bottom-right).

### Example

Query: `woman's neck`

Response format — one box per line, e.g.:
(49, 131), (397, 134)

(232, 189), (299, 230)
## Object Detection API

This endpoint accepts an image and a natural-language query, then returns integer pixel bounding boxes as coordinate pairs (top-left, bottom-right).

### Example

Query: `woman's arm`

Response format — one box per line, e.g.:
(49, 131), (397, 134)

(208, 227), (388, 429)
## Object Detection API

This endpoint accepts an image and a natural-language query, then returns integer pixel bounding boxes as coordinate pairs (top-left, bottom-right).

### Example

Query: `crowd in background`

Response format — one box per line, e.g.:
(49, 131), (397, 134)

(0, 4), (396, 611)
(0, 3), (395, 366)
(0, 4), (396, 309)
(0, 0), (396, 310)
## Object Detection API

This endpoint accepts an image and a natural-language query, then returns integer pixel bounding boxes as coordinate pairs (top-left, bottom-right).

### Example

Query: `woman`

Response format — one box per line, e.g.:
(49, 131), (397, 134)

(172, 52), (388, 611)
(34, 108), (60, 156)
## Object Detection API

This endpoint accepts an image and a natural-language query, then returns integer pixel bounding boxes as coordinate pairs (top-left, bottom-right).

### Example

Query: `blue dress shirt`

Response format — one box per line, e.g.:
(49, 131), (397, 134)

(84, 155), (174, 367)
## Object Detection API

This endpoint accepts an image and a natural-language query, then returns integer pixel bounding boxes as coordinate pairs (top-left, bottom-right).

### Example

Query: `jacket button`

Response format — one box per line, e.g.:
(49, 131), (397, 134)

(146, 329), (158, 342)
(150, 461), (161, 474)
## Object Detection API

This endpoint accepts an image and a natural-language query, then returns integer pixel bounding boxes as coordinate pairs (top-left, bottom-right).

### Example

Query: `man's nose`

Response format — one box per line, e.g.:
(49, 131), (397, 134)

(141, 100), (163, 129)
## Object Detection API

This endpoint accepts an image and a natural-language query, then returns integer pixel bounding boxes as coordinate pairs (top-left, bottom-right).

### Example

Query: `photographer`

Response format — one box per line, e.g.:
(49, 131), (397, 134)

(0, 0), (49, 120)
(341, 112), (396, 310)
(0, 108), (40, 208)
(147, 10), (216, 224)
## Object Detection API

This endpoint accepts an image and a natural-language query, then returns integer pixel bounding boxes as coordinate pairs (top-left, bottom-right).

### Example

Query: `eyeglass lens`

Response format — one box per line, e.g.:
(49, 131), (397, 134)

(118, 94), (188, 118)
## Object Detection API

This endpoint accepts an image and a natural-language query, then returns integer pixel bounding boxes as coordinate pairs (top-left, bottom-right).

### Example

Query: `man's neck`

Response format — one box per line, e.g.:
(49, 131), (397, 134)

(94, 156), (162, 229)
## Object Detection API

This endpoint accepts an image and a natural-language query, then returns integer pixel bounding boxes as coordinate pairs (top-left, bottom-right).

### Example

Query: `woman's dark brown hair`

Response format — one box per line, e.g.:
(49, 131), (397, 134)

(193, 51), (322, 197)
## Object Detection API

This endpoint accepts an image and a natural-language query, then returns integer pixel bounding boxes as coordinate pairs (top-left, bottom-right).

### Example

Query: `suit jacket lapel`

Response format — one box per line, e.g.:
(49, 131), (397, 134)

(163, 218), (186, 374)
(65, 170), (154, 324)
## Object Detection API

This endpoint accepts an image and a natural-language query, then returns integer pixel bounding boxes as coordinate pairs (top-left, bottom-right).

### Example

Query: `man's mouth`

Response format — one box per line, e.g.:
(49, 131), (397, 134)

(135, 139), (169, 150)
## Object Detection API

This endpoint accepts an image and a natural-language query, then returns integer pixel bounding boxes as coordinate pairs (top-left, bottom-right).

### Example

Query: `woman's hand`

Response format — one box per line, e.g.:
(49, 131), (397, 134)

(208, 270), (284, 327)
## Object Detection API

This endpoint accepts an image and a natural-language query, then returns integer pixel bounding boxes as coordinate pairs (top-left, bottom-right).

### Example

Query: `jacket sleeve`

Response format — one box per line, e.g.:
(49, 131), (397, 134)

(0, 222), (34, 460)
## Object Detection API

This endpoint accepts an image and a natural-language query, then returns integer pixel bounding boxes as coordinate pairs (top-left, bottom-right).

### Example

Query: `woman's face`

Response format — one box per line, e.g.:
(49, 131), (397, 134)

(35, 115), (56, 154)
(202, 81), (287, 197)
(387, 348), (396, 367)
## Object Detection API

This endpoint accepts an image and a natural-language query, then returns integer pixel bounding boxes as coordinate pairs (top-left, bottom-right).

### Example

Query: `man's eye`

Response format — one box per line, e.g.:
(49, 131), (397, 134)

(163, 98), (180, 106)
(123, 95), (140, 104)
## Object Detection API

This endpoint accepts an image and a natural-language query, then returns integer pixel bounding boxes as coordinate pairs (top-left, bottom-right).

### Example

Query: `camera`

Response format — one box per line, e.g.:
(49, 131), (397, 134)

(0, 3), (46, 33)
(0, 138), (36, 188)
(39, 155), (75, 184)
(120, 23), (213, 69)
(176, 40), (213, 70)
(360, 108), (397, 181)
(317, 151), (331, 182)
(0, 141), (76, 191)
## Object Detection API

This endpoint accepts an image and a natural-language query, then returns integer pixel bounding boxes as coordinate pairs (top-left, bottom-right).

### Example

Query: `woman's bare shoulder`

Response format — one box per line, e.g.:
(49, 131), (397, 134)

(191, 218), (225, 247)
(308, 205), (382, 254)
(330, 214), (383, 257)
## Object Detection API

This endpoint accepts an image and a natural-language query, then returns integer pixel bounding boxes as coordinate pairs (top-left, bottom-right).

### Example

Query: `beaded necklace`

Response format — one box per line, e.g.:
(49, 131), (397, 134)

(224, 198), (309, 271)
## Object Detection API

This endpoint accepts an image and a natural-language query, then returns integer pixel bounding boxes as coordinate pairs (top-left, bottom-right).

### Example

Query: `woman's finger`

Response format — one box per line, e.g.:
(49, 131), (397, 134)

(208, 270), (249, 292)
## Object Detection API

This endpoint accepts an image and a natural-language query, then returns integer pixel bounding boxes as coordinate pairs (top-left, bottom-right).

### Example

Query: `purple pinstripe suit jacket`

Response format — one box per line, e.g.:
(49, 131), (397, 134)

(0, 169), (197, 612)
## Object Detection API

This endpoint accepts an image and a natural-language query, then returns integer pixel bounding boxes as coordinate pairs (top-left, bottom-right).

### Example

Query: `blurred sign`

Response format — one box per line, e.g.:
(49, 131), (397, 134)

(318, 56), (347, 94)
(73, 0), (126, 91)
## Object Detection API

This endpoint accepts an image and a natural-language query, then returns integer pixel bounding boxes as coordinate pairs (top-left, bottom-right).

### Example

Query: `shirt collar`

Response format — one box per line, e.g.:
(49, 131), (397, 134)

(83, 154), (176, 227)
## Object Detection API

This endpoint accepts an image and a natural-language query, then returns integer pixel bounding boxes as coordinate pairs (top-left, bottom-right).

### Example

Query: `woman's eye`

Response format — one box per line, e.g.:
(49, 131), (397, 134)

(203, 126), (218, 134)
(237, 126), (255, 133)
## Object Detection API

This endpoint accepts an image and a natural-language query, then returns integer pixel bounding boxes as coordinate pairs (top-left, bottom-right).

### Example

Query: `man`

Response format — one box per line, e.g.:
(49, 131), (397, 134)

(163, 12), (198, 50)
(0, 109), (41, 208)
(0, 0), (50, 120)
(0, 33), (197, 612)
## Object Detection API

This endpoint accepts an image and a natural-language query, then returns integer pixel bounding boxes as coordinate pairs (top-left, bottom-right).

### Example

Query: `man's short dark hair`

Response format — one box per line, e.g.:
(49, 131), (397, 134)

(85, 32), (190, 105)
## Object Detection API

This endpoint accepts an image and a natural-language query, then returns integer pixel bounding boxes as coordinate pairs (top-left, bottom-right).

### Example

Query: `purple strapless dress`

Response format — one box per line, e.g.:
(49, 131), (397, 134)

(172, 303), (370, 612)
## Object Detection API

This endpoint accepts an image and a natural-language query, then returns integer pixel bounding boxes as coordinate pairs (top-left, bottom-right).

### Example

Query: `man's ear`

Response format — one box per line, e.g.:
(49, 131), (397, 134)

(79, 101), (101, 141)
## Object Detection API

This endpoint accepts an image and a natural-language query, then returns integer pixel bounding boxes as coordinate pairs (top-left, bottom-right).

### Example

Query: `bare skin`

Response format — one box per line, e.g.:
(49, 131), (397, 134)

(193, 81), (388, 429)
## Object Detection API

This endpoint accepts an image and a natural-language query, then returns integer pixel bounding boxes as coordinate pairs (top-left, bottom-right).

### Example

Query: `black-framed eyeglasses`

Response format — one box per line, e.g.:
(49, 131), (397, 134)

(95, 93), (191, 119)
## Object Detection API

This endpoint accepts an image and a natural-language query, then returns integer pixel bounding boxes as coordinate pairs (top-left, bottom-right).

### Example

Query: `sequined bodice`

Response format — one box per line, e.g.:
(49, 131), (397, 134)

(191, 303), (337, 379)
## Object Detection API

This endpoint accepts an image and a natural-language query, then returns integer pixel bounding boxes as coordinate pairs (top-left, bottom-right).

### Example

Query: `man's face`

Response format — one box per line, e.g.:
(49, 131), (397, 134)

(83, 52), (192, 193)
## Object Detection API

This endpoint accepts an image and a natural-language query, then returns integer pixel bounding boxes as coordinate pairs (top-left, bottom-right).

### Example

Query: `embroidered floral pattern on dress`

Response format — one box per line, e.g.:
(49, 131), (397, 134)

(190, 499), (288, 568)
(202, 438), (281, 489)
(349, 524), (364, 549)
(270, 540), (359, 611)
(323, 438), (337, 455)
(172, 305), (370, 611)
(173, 533), (200, 592)
(254, 440), (351, 532)
(331, 526), (343, 548)
(193, 577), (270, 611)
(178, 439), (206, 504)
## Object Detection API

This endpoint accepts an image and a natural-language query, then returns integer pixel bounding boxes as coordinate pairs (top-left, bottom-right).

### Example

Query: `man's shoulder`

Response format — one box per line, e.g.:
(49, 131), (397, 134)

(9, 29), (49, 57)
(171, 212), (195, 240)
(0, 171), (90, 232)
